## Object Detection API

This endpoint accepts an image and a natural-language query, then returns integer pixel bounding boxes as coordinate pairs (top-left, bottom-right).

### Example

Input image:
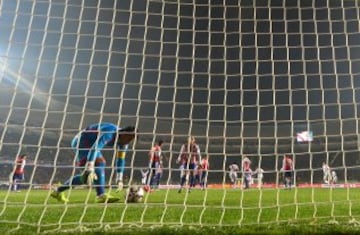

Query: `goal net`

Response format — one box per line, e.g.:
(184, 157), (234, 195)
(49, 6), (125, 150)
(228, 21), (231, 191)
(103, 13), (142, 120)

(1, 0), (360, 233)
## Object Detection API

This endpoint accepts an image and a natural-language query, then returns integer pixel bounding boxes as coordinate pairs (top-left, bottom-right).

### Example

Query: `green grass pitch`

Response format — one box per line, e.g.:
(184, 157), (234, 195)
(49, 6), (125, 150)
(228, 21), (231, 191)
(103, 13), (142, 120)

(1, 187), (360, 234)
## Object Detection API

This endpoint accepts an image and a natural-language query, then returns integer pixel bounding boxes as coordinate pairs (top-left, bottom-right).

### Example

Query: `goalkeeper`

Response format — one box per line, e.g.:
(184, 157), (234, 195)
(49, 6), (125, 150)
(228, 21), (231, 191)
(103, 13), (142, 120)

(51, 123), (136, 203)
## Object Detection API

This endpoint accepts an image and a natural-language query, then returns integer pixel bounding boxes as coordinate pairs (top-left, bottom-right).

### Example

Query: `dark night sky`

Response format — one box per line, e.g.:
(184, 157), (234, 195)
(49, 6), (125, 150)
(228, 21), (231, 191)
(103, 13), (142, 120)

(0, 0), (360, 158)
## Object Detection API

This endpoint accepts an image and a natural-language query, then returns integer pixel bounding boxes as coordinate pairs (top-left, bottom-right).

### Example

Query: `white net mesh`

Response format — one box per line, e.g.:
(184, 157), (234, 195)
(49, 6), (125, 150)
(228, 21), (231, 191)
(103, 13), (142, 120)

(1, 0), (360, 233)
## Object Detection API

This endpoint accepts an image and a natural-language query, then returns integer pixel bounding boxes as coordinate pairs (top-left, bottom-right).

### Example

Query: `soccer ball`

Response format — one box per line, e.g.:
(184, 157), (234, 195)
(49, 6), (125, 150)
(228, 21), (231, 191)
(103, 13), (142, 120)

(126, 185), (144, 203)
(137, 187), (144, 197)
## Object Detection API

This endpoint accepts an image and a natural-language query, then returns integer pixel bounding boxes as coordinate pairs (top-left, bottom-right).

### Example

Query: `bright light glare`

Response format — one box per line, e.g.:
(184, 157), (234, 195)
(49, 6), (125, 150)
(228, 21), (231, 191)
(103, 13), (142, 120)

(0, 58), (7, 73)
(0, 57), (35, 92)
(0, 57), (49, 106)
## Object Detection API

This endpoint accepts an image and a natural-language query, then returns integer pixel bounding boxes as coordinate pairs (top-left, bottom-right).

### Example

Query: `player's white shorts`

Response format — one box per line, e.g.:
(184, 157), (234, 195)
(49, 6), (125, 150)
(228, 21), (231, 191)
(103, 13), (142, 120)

(229, 172), (238, 184)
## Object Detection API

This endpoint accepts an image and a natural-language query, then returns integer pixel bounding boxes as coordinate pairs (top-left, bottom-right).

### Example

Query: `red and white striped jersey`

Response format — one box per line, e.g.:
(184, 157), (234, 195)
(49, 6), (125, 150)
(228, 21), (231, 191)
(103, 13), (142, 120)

(200, 158), (209, 170)
(149, 144), (162, 163)
(282, 155), (293, 171)
(178, 143), (201, 164)
(14, 157), (26, 174)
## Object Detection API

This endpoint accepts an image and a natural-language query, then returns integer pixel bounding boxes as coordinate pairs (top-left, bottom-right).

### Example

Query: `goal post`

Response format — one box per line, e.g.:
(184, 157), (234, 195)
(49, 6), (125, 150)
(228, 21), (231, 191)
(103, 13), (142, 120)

(1, 0), (360, 233)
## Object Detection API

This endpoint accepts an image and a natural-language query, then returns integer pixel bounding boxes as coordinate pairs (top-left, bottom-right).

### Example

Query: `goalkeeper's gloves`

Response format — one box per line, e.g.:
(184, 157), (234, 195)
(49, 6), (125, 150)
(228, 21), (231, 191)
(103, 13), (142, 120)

(82, 161), (98, 186)
(116, 172), (124, 192)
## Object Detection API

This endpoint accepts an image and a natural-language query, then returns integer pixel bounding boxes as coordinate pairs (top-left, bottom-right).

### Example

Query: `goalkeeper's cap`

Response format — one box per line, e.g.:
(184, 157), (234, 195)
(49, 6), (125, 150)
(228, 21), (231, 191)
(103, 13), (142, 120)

(118, 126), (136, 133)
